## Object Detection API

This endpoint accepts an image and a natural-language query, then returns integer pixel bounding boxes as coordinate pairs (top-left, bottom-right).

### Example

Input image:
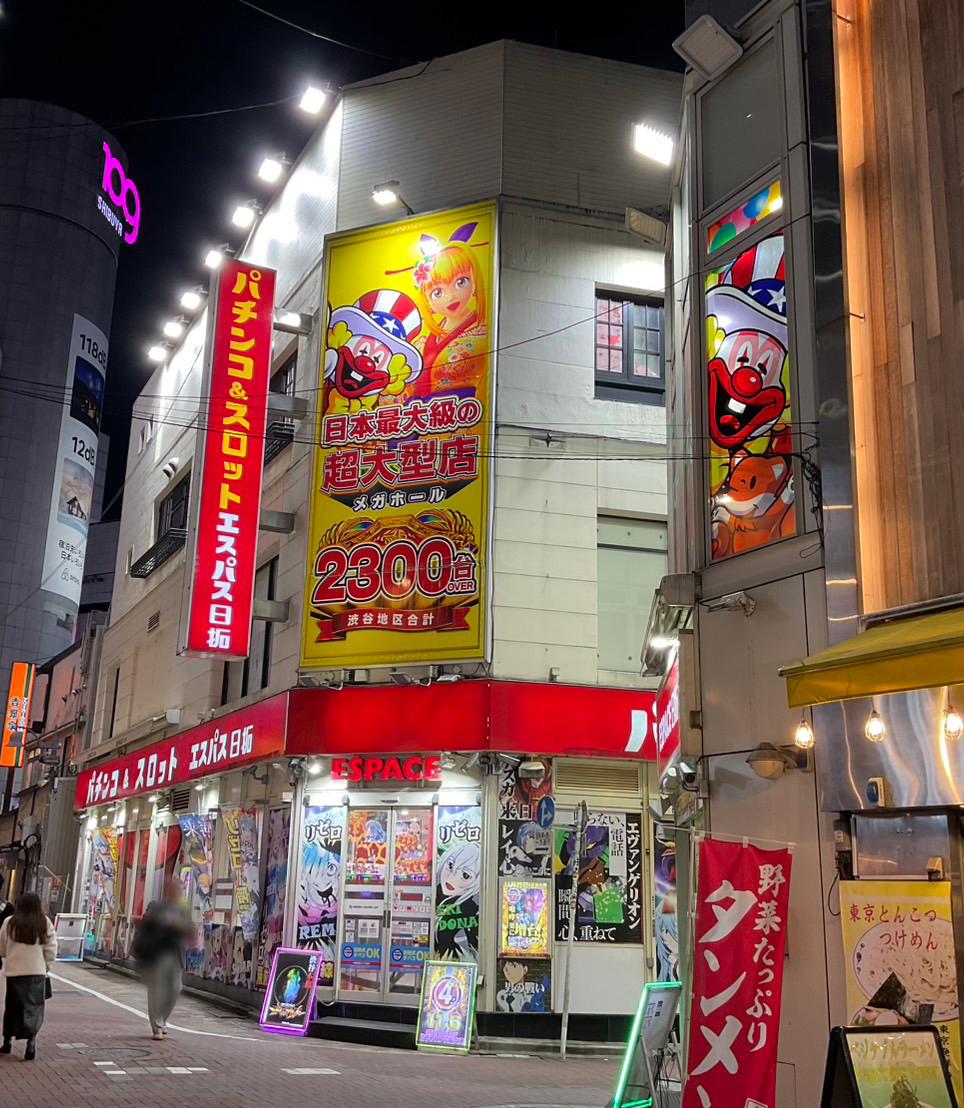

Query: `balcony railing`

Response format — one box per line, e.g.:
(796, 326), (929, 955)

(129, 527), (188, 579)
(264, 419), (295, 465)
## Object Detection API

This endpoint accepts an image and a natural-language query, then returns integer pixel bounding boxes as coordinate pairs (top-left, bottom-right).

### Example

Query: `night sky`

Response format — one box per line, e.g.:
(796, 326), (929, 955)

(0, 1), (683, 501)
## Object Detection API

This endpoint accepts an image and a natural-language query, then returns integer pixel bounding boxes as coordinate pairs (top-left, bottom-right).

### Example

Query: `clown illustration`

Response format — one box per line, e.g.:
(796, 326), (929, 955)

(706, 233), (795, 559)
(324, 289), (423, 413)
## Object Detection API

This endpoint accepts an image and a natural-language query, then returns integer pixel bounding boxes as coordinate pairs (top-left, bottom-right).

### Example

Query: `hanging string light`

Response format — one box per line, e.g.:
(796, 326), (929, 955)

(864, 707), (886, 743)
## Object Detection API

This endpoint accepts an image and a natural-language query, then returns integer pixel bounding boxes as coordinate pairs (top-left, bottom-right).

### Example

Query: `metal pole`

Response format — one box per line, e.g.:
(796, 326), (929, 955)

(560, 800), (588, 1060)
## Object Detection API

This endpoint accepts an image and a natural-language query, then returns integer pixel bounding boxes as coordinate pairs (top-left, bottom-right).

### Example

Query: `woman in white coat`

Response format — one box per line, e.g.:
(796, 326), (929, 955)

(0, 892), (57, 1060)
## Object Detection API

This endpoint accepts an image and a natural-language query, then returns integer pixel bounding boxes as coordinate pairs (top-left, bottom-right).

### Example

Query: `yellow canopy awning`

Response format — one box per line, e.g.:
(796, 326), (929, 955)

(780, 608), (964, 707)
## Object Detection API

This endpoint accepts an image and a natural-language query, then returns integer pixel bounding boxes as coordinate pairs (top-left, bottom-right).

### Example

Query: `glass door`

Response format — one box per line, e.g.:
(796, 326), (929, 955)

(338, 807), (434, 1004)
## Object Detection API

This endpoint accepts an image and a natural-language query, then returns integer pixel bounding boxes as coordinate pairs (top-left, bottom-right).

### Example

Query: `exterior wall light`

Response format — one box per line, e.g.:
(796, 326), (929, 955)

(372, 181), (414, 215)
(147, 345), (168, 363)
(180, 288), (204, 312)
(162, 319), (184, 339)
(258, 155), (286, 183)
(204, 247), (225, 270)
(231, 201), (260, 230)
(632, 122), (674, 166)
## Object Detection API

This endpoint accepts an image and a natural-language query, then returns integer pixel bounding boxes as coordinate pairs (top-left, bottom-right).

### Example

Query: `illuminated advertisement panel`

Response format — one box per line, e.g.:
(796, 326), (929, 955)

(302, 201), (497, 668)
(179, 259), (277, 657)
(706, 231), (795, 560)
(0, 662), (36, 768)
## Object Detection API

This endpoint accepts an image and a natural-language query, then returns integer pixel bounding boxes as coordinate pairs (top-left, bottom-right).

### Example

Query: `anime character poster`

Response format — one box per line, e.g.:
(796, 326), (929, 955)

(554, 811), (643, 944)
(230, 925), (252, 987)
(302, 202), (497, 671)
(500, 879), (551, 958)
(297, 805), (346, 986)
(498, 759), (553, 823)
(498, 819), (552, 877)
(178, 815), (215, 921)
(345, 809), (389, 883)
(222, 806), (261, 943)
(434, 805), (482, 962)
(495, 958), (551, 1014)
(705, 231), (796, 560)
(256, 806), (290, 988)
(653, 831), (679, 982)
(204, 923), (230, 983)
(90, 829), (118, 917)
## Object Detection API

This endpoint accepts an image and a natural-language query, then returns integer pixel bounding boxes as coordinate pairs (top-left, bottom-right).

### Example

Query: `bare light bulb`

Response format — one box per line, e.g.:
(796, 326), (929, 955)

(943, 706), (964, 742)
(865, 709), (887, 743)
(794, 718), (815, 750)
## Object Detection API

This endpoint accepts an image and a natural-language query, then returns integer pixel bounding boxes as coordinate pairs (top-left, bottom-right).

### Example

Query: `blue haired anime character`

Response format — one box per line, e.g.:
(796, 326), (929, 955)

(500, 822), (550, 876)
(655, 892), (679, 982)
(297, 839), (341, 958)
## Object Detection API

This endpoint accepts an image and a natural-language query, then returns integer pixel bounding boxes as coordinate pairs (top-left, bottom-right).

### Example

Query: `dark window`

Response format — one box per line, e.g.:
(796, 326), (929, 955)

(265, 353), (297, 465)
(158, 475), (190, 536)
(107, 667), (121, 739)
(594, 293), (665, 403)
(220, 558), (278, 705)
(270, 353), (296, 397)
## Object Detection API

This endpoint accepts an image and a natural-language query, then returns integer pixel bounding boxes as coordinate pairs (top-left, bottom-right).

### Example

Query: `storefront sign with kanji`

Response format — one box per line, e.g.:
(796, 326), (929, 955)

(1, 661), (36, 768)
(682, 837), (793, 1108)
(180, 258), (277, 658)
(301, 202), (496, 669)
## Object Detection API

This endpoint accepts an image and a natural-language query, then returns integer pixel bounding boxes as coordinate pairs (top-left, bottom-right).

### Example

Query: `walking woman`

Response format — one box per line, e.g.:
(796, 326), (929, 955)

(0, 892), (57, 1060)
(133, 877), (194, 1040)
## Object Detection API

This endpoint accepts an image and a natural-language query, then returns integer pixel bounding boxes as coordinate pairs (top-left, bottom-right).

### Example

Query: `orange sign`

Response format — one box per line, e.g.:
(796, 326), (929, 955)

(1, 662), (36, 768)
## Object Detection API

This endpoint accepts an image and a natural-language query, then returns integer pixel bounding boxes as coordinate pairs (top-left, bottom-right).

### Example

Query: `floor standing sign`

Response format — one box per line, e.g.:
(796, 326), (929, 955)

(821, 1025), (958, 1107)
(611, 981), (682, 1108)
(416, 960), (478, 1054)
(259, 948), (321, 1035)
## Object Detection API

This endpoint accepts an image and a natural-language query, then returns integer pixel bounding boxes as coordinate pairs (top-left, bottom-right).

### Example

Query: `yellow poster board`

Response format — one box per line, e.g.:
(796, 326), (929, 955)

(301, 202), (496, 670)
(839, 880), (962, 1105)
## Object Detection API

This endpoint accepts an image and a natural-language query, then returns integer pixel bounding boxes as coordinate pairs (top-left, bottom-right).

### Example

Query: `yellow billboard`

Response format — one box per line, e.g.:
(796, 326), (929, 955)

(839, 880), (963, 1105)
(302, 201), (496, 669)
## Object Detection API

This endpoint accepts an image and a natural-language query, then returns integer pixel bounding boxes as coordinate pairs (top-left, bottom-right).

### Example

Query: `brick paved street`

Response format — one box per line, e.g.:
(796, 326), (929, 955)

(0, 963), (617, 1107)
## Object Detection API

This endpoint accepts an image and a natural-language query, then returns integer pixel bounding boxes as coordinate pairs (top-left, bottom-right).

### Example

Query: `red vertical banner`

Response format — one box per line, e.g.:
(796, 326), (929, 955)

(179, 259), (277, 658)
(682, 837), (792, 1108)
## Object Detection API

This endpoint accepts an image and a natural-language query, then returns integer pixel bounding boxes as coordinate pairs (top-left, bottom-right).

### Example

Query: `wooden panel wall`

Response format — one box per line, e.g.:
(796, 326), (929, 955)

(835, 0), (964, 613)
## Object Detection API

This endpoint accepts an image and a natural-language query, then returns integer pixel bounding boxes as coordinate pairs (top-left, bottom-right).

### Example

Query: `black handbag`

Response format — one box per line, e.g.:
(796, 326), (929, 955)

(44, 977), (52, 1000)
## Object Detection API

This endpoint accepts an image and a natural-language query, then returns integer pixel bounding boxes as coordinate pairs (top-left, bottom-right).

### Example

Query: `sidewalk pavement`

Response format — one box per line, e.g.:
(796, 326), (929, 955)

(0, 961), (617, 1107)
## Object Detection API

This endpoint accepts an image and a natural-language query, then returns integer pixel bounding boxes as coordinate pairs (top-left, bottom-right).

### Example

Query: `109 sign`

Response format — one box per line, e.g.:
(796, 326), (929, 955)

(98, 141), (140, 245)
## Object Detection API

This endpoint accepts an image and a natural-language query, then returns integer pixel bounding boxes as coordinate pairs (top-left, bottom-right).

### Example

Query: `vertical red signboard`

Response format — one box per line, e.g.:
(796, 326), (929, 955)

(1, 662), (36, 768)
(179, 260), (277, 658)
(682, 837), (793, 1108)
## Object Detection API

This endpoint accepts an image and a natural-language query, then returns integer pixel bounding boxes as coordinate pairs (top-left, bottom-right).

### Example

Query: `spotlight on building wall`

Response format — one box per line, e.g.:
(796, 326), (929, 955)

(258, 155), (287, 183)
(299, 85), (327, 114)
(204, 246), (226, 270)
(147, 344), (168, 364)
(672, 14), (744, 80)
(273, 308), (312, 335)
(231, 201), (260, 230)
(161, 457), (180, 480)
(162, 319), (184, 340)
(180, 288), (204, 312)
(306, 758), (323, 777)
(372, 181), (415, 215)
(632, 122), (674, 166)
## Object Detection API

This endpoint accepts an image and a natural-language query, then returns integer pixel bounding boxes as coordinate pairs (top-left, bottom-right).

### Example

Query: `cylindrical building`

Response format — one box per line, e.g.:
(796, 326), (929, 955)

(0, 99), (127, 798)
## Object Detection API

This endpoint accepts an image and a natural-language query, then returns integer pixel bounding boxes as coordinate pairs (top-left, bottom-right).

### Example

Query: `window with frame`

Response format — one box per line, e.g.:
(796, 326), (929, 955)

(158, 475), (190, 537)
(597, 517), (668, 672)
(220, 557), (278, 705)
(265, 352), (297, 466)
(594, 293), (665, 403)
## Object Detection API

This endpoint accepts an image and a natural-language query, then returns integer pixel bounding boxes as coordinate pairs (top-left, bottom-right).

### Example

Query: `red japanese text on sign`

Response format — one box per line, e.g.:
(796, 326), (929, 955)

(180, 259), (277, 658)
(682, 838), (793, 1108)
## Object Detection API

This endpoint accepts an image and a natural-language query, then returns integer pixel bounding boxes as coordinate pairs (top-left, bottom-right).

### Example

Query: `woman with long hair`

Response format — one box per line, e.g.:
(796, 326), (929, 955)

(0, 891), (57, 1060)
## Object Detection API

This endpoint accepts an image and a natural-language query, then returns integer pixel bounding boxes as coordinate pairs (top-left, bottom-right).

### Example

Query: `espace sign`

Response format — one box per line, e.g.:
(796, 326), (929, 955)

(97, 142), (140, 245)
(331, 755), (442, 784)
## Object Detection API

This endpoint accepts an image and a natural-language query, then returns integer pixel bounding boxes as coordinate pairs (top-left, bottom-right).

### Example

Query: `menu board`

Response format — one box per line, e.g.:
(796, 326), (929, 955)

(612, 981), (682, 1108)
(259, 948), (321, 1035)
(821, 1026), (958, 1108)
(54, 913), (87, 962)
(499, 878), (551, 958)
(416, 960), (477, 1054)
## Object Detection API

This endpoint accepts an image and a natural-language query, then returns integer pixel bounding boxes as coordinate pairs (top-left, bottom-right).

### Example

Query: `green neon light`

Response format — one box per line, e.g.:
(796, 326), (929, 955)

(610, 981), (682, 1108)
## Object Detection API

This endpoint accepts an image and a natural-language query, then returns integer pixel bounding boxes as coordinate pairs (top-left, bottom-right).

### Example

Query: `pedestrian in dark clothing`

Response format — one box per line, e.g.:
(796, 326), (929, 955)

(133, 877), (194, 1040)
(0, 892), (57, 1060)
(0, 876), (14, 969)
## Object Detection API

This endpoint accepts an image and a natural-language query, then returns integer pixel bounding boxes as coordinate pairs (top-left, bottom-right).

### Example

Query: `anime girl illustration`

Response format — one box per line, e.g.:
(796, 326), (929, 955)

(435, 839), (481, 961)
(500, 822), (551, 876)
(230, 926), (251, 987)
(409, 222), (488, 396)
(297, 838), (341, 980)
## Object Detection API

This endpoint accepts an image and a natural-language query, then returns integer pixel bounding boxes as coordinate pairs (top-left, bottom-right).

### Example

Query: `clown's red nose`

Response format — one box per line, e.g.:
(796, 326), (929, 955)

(355, 354), (376, 375)
(732, 366), (762, 396)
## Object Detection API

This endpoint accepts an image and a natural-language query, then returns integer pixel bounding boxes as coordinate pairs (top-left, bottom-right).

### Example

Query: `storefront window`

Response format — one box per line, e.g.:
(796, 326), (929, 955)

(706, 180), (783, 255)
(706, 231), (795, 560)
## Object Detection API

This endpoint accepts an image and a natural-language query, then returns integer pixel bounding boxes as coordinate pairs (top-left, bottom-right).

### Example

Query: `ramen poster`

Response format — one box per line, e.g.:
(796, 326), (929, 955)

(839, 880), (962, 1104)
(302, 202), (496, 669)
